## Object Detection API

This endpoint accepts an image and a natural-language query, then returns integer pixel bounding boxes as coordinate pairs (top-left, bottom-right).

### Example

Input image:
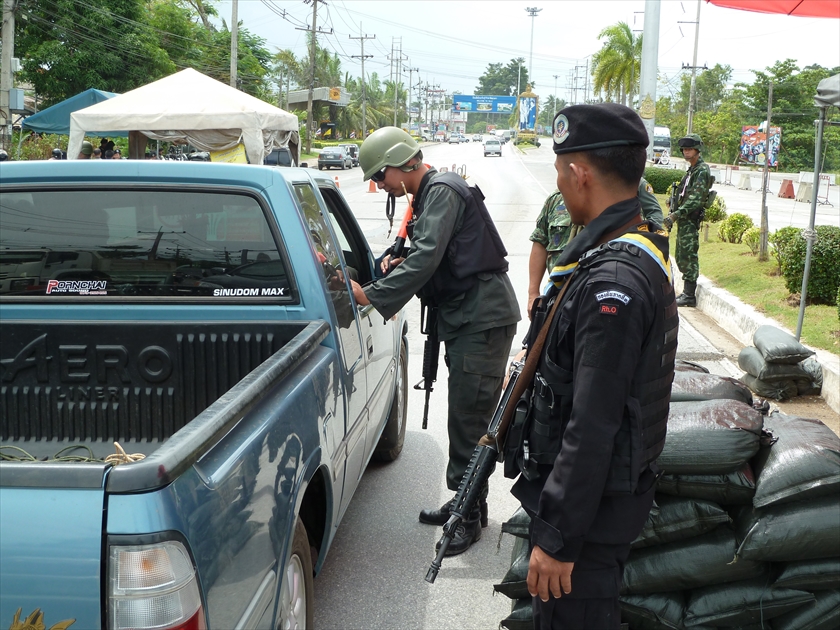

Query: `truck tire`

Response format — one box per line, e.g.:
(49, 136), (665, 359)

(278, 518), (314, 630)
(373, 340), (407, 462)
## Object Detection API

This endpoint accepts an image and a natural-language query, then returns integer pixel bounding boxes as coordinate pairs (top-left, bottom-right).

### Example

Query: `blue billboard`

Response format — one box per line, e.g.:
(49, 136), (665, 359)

(452, 95), (516, 114)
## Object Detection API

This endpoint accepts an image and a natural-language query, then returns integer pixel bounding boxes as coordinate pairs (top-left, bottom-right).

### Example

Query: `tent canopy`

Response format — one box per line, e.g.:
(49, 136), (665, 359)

(815, 73), (840, 109)
(68, 68), (300, 164)
(707, 0), (840, 18)
(22, 88), (123, 136)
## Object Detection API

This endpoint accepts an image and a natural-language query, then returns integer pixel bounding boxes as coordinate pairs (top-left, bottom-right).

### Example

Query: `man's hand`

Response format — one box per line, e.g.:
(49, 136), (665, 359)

(379, 254), (405, 275)
(527, 292), (540, 321)
(663, 212), (678, 231)
(527, 545), (574, 602)
(350, 280), (370, 306)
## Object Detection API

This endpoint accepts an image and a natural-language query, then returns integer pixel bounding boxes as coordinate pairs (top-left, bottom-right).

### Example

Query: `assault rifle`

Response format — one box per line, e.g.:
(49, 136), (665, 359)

(414, 301), (439, 429)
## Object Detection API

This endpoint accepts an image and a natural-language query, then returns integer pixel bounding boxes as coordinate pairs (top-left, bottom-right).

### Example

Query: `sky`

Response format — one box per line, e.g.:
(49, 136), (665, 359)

(215, 0), (840, 102)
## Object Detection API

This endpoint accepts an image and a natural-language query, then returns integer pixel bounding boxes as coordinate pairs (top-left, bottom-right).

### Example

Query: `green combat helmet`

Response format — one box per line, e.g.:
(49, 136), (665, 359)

(359, 127), (422, 181)
(678, 133), (703, 152)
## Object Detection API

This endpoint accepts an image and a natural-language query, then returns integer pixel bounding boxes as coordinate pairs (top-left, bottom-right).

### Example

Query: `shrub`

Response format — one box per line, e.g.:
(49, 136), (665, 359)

(776, 225), (840, 305)
(743, 227), (761, 255)
(644, 167), (685, 194)
(768, 226), (801, 272)
(704, 194), (727, 223)
(718, 213), (754, 243)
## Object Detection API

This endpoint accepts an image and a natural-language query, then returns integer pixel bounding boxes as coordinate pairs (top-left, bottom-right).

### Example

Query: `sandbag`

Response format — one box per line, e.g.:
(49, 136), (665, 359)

(796, 378), (823, 396)
(740, 373), (798, 401)
(657, 400), (764, 475)
(494, 535), (530, 599)
(752, 414), (840, 508)
(739, 346), (811, 381)
(631, 495), (729, 549)
(675, 359), (710, 373)
(774, 558), (840, 591)
(622, 526), (765, 595)
(656, 463), (756, 506)
(501, 506), (531, 540)
(753, 325), (815, 364)
(684, 576), (814, 627)
(800, 356), (824, 387)
(771, 589), (840, 630)
(671, 370), (753, 404)
(733, 496), (840, 562)
(500, 598), (533, 630)
(619, 592), (684, 630)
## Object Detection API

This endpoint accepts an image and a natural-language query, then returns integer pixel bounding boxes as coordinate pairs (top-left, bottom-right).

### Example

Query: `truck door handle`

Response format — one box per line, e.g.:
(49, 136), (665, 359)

(366, 336), (374, 356)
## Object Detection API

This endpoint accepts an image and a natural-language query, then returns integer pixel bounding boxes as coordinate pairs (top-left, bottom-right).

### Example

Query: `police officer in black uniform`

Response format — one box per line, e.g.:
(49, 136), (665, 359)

(509, 103), (678, 629)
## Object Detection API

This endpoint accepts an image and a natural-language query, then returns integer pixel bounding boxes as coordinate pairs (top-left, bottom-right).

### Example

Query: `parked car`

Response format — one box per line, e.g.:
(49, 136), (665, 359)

(340, 144), (359, 167)
(318, 146), (352, 170)
(0, 160), (408, 630)
(484, 138), (502, 157)
(472, 134), (482, 142)
(448, 134), (461, 144)
(264, 146), (293, 167)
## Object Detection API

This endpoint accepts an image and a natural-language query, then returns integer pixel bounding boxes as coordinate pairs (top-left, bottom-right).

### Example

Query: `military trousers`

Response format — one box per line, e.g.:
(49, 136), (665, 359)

(675, 218), (701, 284)
(443, 324), (516, 495)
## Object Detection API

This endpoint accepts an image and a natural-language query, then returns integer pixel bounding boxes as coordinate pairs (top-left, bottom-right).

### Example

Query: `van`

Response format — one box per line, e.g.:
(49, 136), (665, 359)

(653, 127), (671, 164)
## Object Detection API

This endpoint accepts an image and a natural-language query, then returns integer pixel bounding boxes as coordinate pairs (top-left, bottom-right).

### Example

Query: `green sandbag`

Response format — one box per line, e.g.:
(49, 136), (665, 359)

(753, 324), (815, 364)
(622, 526), (765, 595)
(740, 373), (798, 401)
(796, 378), (823, 396)
(656, 462), (756, 506)
(494, 535), (530, 599)
(771, 589), (840, 630)
(683, 576), (814, 627)
(733, 496), (840, 562)
(657, 400), (764, 475)
(670, 370), (753, 404)
(500, 598), (533, 630)
(752, 414), (840, 509)
(631, 495), (729, 549)
(774, 558), (840, 591)
(738, 346), (811, 381)
(501, 506), (531, 539)
(619, 592), (685, 630)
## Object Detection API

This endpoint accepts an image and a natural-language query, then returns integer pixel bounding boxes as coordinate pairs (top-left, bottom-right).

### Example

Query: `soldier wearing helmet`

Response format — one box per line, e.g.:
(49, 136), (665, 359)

(49, 148), (64, 160)
(350, 127), (520, 555)
(0, 149), (8, 162)
(663, 133), (712, 307)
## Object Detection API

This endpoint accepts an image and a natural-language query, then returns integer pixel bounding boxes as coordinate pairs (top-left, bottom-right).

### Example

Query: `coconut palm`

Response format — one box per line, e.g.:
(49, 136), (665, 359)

(591, 22), (642, 106)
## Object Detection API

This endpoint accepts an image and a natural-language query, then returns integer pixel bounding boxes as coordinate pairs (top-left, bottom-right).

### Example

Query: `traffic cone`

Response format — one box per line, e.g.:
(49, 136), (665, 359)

(368, 179), (378, 193)
(334, 176), (340, 188)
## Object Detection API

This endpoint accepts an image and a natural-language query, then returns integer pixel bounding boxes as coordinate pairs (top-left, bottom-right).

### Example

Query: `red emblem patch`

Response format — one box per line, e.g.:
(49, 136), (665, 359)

(600, 304), (619, 315)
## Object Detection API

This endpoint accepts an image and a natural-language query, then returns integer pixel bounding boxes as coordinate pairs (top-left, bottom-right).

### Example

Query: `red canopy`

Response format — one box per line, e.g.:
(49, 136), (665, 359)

(707, 0), (840, 18)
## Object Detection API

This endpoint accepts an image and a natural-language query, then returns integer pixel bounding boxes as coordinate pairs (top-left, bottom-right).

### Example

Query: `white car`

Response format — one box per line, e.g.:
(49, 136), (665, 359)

(484, 139), (502, 157)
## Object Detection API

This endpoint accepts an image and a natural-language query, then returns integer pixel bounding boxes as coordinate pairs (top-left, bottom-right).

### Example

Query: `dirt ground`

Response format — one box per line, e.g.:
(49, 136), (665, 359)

(680, 307), (840, 437)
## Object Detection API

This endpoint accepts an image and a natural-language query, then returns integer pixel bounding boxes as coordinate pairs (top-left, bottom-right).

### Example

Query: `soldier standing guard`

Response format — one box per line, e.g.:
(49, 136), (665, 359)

(664, 133), (712, 307)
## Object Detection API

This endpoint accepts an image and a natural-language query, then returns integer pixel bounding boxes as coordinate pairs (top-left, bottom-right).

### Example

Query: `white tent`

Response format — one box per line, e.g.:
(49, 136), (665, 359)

(68, 68), (299, 164)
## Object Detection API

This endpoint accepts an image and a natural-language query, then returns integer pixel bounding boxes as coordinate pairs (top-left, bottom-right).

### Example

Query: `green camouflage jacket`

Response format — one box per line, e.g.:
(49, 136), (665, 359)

(676, 156), (711, 221)
(530, 191), (576, 275)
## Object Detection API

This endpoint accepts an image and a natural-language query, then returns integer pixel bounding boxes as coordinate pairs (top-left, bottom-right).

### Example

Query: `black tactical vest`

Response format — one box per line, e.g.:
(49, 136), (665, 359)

(518, 236), (678, 494)
(411, 171), (509, 304)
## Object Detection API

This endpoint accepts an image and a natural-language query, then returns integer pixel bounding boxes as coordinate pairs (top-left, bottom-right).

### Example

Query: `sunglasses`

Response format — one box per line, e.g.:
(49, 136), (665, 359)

(370, 167), (388, 183)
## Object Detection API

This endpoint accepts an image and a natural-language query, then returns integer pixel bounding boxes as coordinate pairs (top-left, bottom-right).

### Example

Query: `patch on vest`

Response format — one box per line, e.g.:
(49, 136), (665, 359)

(599, 303), (619, 315)
(595, 289), (631, 304)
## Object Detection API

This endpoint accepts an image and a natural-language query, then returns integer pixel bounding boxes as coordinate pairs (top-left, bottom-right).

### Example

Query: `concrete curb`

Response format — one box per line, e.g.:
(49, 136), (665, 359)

(673, 269), (840, 414)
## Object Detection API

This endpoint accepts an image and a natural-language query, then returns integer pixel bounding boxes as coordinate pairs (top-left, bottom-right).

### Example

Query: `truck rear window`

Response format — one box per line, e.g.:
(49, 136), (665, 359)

(0, 189), (292, 299)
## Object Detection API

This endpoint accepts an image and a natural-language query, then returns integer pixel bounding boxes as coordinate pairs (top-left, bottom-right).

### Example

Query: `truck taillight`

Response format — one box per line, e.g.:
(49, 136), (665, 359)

(108, 541), (206, 630)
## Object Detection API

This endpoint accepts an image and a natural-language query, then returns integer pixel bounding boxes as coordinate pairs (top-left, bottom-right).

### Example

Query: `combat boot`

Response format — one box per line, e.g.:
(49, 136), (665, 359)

(676, 280), (697, 307)
(434, 508), (482, 556)
(419, 496), (488, 528)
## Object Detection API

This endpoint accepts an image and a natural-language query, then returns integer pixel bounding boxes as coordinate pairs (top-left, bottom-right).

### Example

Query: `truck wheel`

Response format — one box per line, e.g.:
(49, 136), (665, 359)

(278, 518), (314, 630)
(373, 340), (407, 462)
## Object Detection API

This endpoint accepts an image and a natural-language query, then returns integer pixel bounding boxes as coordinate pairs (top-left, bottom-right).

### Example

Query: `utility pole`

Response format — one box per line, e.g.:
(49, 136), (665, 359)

(553, 74), (560, 117)
(1, 0), (16, 149)
(686, 0), (702, 133)
(230, 0), (238, 88)
(296, 0), (332, 154)
(759, 81), (773, 262)
(638, 0), (661, 161)
(406, 66), (419, 129)
(525, 7), (542, 83)
(350, 24), (374, 138)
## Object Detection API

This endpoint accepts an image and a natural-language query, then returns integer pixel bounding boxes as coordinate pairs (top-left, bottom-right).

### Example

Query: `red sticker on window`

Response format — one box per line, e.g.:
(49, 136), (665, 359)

(600, 304), (619, 315)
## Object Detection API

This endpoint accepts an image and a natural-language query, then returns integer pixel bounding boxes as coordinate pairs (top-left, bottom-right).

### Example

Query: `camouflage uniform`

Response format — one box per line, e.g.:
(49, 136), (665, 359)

(673, 155), (711, 284)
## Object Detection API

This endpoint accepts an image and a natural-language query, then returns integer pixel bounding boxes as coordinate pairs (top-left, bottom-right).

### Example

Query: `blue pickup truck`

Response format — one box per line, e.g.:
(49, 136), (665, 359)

(0, 161), (408, 630)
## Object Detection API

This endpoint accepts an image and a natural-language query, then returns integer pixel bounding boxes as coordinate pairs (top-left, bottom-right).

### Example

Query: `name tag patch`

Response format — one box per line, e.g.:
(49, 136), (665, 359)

(600, 304), (619, 315)
(595, 290), (631, 304)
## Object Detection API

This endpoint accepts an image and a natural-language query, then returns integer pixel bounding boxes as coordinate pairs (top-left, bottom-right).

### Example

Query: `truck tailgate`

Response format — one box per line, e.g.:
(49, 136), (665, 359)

(0, 485), (105, 630)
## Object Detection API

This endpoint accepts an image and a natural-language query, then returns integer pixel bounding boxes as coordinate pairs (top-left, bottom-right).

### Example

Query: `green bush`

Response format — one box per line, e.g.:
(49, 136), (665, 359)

(644, 167), (685, 194)
(704, 194), (727, 223)
(775, 225), (840, 305)
(768, 226), (802, 271)
(743, 227), (761, 255)
(718, 213), (754, 243)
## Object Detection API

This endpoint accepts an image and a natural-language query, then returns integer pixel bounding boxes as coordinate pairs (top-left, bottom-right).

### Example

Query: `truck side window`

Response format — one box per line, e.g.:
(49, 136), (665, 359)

(0, 190), (293, 300)
(318, 187), (371, 285)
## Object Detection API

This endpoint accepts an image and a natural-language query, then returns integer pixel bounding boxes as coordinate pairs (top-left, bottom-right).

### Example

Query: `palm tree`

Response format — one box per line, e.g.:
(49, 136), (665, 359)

(591, 22), (642, 106)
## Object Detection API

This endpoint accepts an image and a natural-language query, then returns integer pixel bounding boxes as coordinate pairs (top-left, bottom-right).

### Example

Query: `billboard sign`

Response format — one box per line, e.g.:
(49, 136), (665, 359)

(452, 95), (516, 114)
(739, 125), (781, 167)
(518, 97), (537, 131)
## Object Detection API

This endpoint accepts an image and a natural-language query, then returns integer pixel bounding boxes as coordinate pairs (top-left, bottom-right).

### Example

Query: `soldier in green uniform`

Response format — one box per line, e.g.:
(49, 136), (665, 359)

(664, 134), (711, 307)
(349, 127), (521, 555)
(527, 179), (663, 317)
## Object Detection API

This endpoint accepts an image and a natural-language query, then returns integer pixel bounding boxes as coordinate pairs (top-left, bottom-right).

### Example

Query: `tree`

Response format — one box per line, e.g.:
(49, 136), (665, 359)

(590, 22), (641, 106)
(675, 63), (732, 114)
(538, 95), (566, 127)
(476, 58), (529, 96)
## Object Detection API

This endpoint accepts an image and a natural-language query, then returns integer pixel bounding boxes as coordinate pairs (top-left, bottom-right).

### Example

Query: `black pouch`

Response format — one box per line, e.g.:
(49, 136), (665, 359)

(503, 389), (534, 479)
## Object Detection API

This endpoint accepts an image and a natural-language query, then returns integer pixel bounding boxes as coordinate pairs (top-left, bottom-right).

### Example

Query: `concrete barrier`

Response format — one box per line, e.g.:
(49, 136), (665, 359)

(778, 179), (795, 199)
(737, 174), (752, 190)
(796, 182), (813, 202)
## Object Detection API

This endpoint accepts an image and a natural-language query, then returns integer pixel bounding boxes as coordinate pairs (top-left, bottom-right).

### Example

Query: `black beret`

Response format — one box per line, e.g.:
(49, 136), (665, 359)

(552, 103), (648, 155)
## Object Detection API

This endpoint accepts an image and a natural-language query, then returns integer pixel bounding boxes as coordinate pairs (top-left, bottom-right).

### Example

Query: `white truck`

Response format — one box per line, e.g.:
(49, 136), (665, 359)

(653, 126), (672, 164)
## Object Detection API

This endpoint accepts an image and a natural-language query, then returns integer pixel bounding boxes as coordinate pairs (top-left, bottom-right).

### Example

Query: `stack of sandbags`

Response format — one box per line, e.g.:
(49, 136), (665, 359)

(738, 325), (822, 401)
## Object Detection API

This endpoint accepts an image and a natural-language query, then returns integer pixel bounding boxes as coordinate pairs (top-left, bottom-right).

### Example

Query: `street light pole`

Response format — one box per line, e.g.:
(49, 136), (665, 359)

(525, 7), (542, 84)
(553, 74), (560, 117)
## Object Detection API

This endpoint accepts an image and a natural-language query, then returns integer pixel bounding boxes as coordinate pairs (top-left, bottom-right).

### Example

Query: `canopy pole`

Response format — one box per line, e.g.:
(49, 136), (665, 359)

(795, 106), (826, 340)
